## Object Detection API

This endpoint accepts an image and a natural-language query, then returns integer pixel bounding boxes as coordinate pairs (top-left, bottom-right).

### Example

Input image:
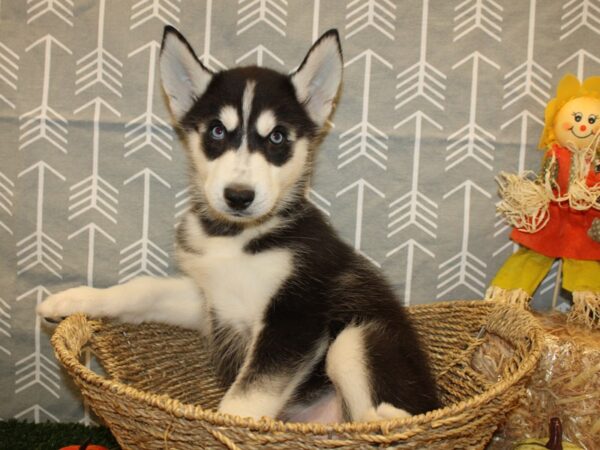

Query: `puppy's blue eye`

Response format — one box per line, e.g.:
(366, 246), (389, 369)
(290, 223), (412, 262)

(209, 124), (226, 140)
(269, 131), (285, 145)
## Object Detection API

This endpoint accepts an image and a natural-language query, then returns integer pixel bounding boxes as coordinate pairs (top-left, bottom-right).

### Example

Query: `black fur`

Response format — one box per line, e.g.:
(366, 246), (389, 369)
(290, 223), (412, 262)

(167, 25), (440, 420)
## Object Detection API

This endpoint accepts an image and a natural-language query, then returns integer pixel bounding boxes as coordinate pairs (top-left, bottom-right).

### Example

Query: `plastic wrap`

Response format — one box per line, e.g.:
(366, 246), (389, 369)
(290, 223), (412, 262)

(484, 312), (600, 450)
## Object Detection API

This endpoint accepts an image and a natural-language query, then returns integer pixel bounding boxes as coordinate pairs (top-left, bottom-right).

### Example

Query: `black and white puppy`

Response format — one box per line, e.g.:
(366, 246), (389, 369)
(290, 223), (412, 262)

(37, 27), (440, 423)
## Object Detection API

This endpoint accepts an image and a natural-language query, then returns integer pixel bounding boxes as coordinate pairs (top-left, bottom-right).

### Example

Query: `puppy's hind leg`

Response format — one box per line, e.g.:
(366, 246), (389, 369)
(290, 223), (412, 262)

(325, 324), (416, 422)
(37, 276), (208, 332)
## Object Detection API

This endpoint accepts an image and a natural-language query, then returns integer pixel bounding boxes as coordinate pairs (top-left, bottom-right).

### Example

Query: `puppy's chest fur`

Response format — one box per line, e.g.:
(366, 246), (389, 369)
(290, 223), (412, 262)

(176, 212), (293, 340)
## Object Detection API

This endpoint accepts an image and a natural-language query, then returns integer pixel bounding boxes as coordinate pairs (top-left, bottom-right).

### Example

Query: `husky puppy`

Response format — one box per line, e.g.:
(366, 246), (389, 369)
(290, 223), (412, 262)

(37, 26), (440, 423)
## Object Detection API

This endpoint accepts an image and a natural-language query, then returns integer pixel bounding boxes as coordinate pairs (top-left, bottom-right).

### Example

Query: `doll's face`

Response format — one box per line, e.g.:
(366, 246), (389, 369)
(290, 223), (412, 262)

(554, 96), (600, 150)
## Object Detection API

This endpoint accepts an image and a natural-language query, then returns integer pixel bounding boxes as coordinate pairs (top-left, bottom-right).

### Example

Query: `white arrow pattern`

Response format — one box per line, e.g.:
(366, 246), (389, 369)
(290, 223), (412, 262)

(17, 162), (65, 278)
(76, 0), (123, 97)
(120, 169), (171, 283)
(70, 98), (120, 223)
(437, 181), (491, 298)
(130, 0), (180, 30)
(19, 35), (72, 153)
(345, 0), (396, 40)
(446, 52), (499, 171)
(339, 50), (392, 170)
(15, 286), (60, 399)
(1, 0), (593, 423)
(560, 0), (600, 40)
(126, 41), (173, 160)
(395, 0), (446, 111)
(0, 42), (19, 109)
(0, 298), (10, 356)
(0, 170), (14, 235)
(454, 0), (503, 42)
(27, 0), (73, 26)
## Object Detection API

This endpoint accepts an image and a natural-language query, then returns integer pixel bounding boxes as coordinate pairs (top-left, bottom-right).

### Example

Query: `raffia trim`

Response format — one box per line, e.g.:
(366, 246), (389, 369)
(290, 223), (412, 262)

(568, 291), (600, 330)
(485, 286), (531, 309)
(495, 171), (552, 233)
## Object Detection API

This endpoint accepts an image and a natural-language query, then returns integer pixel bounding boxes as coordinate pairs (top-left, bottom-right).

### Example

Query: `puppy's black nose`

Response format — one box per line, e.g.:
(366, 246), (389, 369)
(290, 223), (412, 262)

(224, 185), (255, 211)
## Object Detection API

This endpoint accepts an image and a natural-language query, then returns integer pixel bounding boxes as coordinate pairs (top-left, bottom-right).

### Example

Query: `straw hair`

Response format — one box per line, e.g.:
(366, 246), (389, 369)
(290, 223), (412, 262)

(51, 301), (542, 450)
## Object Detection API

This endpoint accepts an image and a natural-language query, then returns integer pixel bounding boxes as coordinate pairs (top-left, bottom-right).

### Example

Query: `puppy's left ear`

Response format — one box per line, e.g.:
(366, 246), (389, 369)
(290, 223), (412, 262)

(160, 26), (213, 122)
(291, 30), (343, 127)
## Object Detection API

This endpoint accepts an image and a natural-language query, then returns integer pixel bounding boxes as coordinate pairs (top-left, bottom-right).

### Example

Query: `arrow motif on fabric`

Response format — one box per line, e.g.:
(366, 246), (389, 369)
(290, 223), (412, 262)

(560, 0), (600, 40)
(386, 239), (434, 306)
(69, 223), (116, 286)
(20, 35), (72, 153)
(447, 52), (499, 171)
(126, 41), (173, 160)
(17, 162), (65, 278)
(70, 98), (120, 223)
(27, 0), (73, 26)
(389, 112), (441, 239)
(0, 298), (10, 356)
(503, 0), (551, 110)
(345, 0), (396, 40)
(307, 188), (331, 217)
(76, 0), (123, 97)
(437, 180), (491, 298)
(14, 404), (60, 423)
(0, 42), (19, 109)
(236, 45), (284, 67)
(120, 168), (171, 283)
(395, 0), (445, 111)
(237, 0), (287, 36)
(337, 178), (385, 267)
(453, 0), (503, 42)
(130, 0), (180, 30)
(339, 50), (392, 170)
(539, 260), (560, 296)
(174, 186), (190, 226)
(15, 286), (60, 399)
(557, 49), (600, 80)
(493, 110), (543, 257)
(198, 0), (226, 71)
(0, 171), (14, 235)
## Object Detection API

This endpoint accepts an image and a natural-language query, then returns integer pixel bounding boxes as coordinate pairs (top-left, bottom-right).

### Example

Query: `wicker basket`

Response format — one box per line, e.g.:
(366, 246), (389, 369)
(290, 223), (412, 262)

(51, 300), (542, 449)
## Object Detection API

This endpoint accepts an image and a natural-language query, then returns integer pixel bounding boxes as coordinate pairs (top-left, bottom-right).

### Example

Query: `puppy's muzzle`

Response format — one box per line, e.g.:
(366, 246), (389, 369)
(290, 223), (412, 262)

(224, 185), (255, 211)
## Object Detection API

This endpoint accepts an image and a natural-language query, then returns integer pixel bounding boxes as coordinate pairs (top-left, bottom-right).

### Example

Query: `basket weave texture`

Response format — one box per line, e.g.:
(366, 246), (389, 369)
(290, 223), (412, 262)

(51, 300), (542, 450)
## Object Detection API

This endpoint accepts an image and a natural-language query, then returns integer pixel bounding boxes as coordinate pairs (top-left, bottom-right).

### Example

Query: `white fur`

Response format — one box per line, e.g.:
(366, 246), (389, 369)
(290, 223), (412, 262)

(176, 213), (293, 333)
(220, 335), (329, 420)
(37, 277), (207, 331)
(255, 110), (276, 137)
(326, 325), (373, 421)
(219, 105), (239, 131)
(291, 33), (342, 127)
(242, 81), (255, 131)
(160, 31), (212, 120)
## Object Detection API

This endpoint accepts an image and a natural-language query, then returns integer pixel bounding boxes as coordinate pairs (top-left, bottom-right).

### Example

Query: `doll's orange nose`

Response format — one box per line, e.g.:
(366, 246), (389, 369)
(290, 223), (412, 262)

(580, 124), (587, 132)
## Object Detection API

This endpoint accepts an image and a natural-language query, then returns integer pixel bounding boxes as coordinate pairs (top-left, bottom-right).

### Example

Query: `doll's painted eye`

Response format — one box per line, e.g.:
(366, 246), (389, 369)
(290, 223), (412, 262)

(588, 115), (597, 125)
(573, 112), (583, 122)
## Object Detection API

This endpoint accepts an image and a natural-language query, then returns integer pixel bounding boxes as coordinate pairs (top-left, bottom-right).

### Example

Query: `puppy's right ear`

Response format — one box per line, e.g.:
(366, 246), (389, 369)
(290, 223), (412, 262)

(160, 26), (213, 121)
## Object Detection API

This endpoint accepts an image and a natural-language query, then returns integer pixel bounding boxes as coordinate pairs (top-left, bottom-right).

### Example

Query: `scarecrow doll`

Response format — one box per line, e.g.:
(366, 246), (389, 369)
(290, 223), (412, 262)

(486, 74), (600, 329)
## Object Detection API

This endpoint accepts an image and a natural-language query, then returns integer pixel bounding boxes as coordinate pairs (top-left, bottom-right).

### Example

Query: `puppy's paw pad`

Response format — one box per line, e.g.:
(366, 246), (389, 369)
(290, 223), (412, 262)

(36, 286), (99, 322)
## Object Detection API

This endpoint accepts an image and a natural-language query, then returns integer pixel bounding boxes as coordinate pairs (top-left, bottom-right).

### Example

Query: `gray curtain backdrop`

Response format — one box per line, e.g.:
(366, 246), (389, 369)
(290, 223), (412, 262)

(1, 0), (598, 423)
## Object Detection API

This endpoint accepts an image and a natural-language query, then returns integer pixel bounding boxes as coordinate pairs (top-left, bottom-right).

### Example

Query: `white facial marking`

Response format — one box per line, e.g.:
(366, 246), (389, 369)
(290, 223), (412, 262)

(242, 81), (256, 133)
(219, 105), (239, 131)
(256, 110), (277, 137)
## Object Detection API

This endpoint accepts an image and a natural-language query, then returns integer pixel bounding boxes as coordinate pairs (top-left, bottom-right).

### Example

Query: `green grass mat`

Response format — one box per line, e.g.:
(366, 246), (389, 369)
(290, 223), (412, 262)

(0, 420), (120, 450)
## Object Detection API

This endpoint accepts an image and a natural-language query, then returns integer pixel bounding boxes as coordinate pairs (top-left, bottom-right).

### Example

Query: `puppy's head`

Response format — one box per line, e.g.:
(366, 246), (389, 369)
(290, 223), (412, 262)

(160, 27), (342, 224)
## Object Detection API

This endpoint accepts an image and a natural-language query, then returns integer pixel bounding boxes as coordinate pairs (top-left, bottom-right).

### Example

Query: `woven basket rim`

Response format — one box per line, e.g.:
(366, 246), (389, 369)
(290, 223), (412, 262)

(51, 299), (543, 436)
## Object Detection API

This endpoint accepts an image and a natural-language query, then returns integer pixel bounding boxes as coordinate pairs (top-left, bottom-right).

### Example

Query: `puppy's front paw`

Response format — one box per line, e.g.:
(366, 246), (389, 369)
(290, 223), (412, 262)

(37, 286), (101, 323)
